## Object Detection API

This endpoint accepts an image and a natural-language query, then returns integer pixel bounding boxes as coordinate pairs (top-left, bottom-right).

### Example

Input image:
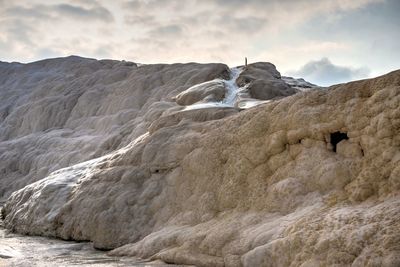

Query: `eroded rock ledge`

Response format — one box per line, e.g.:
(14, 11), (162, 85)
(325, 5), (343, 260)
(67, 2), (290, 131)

(1, 57), (400, 267)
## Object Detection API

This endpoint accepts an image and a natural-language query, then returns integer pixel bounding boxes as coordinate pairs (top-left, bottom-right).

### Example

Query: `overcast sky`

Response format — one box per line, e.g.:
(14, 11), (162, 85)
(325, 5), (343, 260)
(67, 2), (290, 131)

(1, 0), (399, 85)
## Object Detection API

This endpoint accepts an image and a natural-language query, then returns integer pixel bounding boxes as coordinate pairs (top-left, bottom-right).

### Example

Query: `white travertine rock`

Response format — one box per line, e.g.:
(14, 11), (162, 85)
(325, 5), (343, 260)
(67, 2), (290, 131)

(237, 62), (298, 100)
(0, 56), (229, 201)
(175, 80), (227, 106)
(2, 57), (400, 267)
(281, 76), (318, 91)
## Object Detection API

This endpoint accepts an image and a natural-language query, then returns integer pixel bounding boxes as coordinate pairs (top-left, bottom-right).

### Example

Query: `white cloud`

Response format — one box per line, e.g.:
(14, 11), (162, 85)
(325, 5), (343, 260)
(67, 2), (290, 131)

(288, 57), (370, 86)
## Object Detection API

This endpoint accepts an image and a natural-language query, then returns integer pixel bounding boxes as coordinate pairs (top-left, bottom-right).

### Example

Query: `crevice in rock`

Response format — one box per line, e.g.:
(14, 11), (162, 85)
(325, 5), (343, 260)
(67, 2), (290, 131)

(361, 148), (365, 157)
(0, 207), (5, 220)
(330, 131), (349, 152)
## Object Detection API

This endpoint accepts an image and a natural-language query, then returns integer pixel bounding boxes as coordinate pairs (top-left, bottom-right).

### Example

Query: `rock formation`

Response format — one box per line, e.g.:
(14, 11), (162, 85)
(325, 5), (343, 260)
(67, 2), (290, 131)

(0, 56), (230, 201)
(1, 56), (399, 267)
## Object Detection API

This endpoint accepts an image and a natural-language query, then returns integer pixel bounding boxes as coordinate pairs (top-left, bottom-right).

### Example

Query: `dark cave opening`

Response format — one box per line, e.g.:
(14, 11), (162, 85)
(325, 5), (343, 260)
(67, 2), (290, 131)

(330, 131), (349, 152)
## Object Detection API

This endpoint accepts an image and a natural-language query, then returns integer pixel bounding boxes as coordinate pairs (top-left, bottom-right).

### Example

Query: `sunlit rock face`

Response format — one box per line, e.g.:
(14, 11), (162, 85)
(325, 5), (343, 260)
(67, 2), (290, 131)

(2, 56), (400, 267)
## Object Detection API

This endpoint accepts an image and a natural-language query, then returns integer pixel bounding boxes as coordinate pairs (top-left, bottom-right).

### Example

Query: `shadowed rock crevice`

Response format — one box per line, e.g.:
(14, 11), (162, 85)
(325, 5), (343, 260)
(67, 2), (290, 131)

(330, 131), (349, 152)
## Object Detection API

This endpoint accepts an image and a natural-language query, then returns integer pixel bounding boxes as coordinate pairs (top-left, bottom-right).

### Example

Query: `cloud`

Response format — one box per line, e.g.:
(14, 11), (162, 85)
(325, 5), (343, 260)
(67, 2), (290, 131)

(4, 20), (37, 45)
(0, 1), (115, 62)
(36, 48), (62, 59)
(0, 0), (395, 79)
(53, 3), (114, 22)
(289, 57), (370, 86)
(3, 2), (114, 23)
(214, 16), (268, 34)
(3, 6), (50, 20)
(213, 0), (383, 9)
(148, 24), (183, 38)
(124, 15), (156, 25)
(123, 0), (181, 10)
(120, 0), (383, 49)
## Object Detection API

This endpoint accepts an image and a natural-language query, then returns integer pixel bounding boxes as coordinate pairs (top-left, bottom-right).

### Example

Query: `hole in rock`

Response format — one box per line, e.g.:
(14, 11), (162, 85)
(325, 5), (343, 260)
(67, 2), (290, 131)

(330, 131), (349, 152)
(155, 169), (159, 173)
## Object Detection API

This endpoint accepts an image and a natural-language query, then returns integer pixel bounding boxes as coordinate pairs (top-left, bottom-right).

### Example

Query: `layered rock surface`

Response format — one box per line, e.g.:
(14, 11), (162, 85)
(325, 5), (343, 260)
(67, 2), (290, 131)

(1, 57), (400, 267)
(0, 56), (230, 201)
(0, 57), (301, 202)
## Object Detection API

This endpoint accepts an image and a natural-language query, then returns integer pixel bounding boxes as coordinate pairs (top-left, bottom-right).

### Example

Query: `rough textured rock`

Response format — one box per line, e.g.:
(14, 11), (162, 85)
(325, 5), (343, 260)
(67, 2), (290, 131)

(174, 80), (227, 106)
(237, 62), (282, 82)
(0, 56), (230, 201)
(237, 62), (297, 100)
(281, 76), (317, 91)
(2, 57), (400, 267)
(247, 79), (294, 100)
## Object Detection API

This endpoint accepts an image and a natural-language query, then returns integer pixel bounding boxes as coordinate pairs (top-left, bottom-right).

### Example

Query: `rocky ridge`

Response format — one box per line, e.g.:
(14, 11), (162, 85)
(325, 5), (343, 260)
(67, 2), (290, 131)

(1, 56), (399, 267)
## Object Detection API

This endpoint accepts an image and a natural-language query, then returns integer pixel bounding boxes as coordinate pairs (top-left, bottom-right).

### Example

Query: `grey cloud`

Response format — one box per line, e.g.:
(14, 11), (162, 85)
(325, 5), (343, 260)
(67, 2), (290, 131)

(214, 0), (267, 6)
(124, 15), (156, 25)
(123, 0), (319, 9)
(54, 3), (114, 22)
(123, 0), (140, 9)
(0, 1), (115, 62)
(212, 0), (363, 8)
(129, 36), (174, 56)
(0, 18), (40, 61)
(148, 24), (183, 38)
(5, 20), (37, 46)
(123, 0), (181, 10)
(4, 6), (50, 20)
(204, 30), (228, 39)
(4, 2), (114, 23)
(235, 17), (267, 32)
(212, 0), (313, 10)
(92, 45), (114, 58)
(289, 57), (370, 86)
(216, 16), (268, 34)
(123, 1), (267, 37)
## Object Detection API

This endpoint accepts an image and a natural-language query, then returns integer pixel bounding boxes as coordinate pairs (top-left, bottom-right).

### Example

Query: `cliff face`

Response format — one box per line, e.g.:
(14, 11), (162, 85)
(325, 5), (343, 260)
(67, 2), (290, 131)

(2, 57), (400, 267)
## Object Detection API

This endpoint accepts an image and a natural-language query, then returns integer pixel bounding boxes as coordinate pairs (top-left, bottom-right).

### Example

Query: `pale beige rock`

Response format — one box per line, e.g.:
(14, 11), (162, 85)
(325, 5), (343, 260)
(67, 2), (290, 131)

(237, 62), (281, 83)
(248, 79), (294, 100)
(0, 56), (229, 201)
(237, 62), (297, 100)
(336, 140), (363, 158)
(2, 59), (400, 267)
(174, 80), (227, 106)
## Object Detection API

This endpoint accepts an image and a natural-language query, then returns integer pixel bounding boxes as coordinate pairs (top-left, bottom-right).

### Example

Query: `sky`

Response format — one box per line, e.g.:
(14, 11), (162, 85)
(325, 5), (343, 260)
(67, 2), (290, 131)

(0, 0), (399, 86)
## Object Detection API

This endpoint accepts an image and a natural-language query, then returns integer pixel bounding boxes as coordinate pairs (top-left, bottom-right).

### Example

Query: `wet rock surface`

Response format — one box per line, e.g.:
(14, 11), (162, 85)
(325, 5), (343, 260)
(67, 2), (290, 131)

(0, 216), (187, 266)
